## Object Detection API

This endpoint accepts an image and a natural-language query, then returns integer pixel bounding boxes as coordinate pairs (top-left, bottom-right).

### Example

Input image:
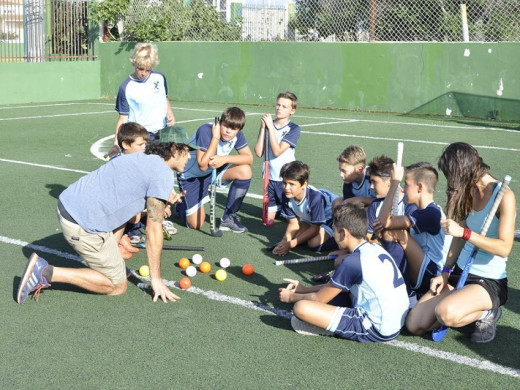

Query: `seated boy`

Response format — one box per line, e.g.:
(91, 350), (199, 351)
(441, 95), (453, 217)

(374, 162), (452, 297)
(254, 91), (300, 226)
(271, 161), (338, 255)
(332, 145), (375, 209)
(279, 203), (409, 342)
(176, 107), (253, 233)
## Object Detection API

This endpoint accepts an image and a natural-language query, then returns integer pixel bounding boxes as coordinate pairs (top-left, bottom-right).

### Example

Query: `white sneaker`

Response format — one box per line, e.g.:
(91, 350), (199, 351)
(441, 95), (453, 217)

(290, 316), (333, 337)
(162, 220), (178, 235)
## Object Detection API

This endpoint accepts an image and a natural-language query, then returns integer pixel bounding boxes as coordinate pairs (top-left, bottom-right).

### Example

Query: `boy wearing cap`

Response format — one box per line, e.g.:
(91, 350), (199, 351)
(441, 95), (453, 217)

(16, 124), (196, 304)
(177, 107), (253, 233)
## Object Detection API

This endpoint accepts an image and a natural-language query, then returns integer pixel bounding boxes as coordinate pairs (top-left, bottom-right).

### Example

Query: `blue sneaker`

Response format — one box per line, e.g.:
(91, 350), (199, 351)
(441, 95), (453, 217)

(17, 253), (51, 304)
(219, 214), (248, 233)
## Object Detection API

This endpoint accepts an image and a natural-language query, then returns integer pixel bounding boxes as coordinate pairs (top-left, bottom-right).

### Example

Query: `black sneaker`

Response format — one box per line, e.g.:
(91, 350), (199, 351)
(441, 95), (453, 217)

(470, 307), (502, 343)
(219, 215), (248, 233)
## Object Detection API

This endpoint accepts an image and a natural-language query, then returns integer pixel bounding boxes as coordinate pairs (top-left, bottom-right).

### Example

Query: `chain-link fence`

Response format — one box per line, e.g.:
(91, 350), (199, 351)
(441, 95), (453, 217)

(98, 0), (520, 43)
(2, 0), (518, 61)
(0, 0), (95, 62)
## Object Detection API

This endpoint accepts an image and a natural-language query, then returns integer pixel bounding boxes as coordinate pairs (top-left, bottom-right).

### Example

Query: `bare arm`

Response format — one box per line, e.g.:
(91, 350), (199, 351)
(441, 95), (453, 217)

(209, 145), (254, 169)
(145, 197), (181, 303)
(440, 189), (516, 258)
(196, 122), (221, 171)
(254, 119), (266, 157)
(165, 99), (175, 126)
(279, 281), (341, 303)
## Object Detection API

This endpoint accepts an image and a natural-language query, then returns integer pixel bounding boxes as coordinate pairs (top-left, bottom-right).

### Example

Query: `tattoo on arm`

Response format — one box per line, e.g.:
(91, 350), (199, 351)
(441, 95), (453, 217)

(147, 197), (166, 223)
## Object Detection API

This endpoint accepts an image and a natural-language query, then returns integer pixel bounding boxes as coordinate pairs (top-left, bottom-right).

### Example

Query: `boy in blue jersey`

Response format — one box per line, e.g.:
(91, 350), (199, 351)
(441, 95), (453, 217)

(374, 162), (452, 297)
(279, 203), (409, 341)
(332, 145), (375, 209)
(177, 107), (253, 233)
(271, 161), (338, 255)
(108, 43), (175, 157)
(254, 91), (300, 227)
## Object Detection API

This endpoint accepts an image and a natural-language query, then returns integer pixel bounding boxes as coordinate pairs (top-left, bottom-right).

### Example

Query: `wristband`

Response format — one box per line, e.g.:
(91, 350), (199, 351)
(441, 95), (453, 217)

(462, 228), (472, 241)
(441, 267), (452, 275)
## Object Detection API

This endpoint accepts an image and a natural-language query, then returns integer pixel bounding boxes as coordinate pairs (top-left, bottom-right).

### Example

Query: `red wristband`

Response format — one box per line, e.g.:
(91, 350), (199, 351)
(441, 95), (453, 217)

(462, 228), (472, 241)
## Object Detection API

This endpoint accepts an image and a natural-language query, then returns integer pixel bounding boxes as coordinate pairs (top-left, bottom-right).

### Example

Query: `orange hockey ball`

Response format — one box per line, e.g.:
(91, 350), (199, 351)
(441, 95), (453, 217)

(199, 261), (211, 273)
(178, 257), (190, 269)
(179, 277), (192, 290)
(242, 264), (254, 276)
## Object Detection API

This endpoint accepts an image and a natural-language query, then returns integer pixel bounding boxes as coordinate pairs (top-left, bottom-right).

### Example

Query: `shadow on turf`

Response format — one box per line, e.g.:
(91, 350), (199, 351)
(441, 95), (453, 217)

(45, 184), (67, 199)
(259, 314), (293, 332)
(13, 232), (134, 302)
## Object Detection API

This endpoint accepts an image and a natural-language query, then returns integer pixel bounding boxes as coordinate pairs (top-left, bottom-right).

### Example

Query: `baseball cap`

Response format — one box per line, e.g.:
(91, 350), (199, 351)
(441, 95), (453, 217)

(157, 126), (200, 150)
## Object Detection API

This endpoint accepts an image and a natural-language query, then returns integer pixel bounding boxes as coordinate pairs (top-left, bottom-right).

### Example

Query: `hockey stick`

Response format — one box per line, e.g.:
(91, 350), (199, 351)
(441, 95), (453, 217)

(262, 127), (270, 225)
(432, 174), (511, 342)
(274, 254), (338, 266)
(133, 243), (205, 251)
(391, 142), (404, 215)
(209, 116), (223, 237)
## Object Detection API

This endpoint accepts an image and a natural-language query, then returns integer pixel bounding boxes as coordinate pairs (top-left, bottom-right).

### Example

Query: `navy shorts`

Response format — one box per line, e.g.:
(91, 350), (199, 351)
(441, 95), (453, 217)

(267, 180), (284, 214)
(448, 265), (508, 309)
(327, 306), (400, 343)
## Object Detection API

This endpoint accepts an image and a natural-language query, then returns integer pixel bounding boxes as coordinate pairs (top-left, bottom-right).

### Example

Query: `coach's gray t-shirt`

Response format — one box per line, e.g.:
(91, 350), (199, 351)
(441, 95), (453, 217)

(59, 153), (173, 233)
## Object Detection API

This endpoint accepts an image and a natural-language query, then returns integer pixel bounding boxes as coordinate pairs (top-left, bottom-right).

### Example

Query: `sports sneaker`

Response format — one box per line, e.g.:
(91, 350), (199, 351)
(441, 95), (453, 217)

(162, 220), (178, 235)
(470, 307), (502, 343)
(130, 234), (145, 245)
(219, 214), (248, 233)
(17, 253), (51, 304)
(290, 316), (333, 337)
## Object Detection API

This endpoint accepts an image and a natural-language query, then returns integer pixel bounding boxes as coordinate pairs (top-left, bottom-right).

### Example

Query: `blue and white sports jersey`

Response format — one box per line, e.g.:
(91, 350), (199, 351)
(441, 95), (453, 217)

(264, 121), (300, 181)
(367, 197), (417, 235)
(115, 71), (169, 133)
(330, 241), (409, 336)
(407, 202), (452, 270)
(280, 185), (337, 225)
(342, 167), (375, 199)
(458, 182), (508, 279)
(179, 123), (248, 180)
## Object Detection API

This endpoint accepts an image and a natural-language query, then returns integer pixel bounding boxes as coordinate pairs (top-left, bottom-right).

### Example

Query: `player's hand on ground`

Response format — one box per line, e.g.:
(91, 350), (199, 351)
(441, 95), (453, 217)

(150, 278), (180, 303)
(107, 145), (120, 158)
(441, 218), (463, 238)
(272, 242), (290, 256)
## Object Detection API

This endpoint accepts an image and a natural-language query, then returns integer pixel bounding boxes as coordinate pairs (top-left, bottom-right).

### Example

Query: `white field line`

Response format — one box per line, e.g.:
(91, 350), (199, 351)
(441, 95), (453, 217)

(300, 130), (520, 152)
(1, 101), (518, 134)
(0, 111), (113, 121)
(3, 233), (519, 379)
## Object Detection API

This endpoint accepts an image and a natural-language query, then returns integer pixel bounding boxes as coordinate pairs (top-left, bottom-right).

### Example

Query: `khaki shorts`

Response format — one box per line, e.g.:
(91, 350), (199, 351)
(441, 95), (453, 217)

(58, 209), (126, 285)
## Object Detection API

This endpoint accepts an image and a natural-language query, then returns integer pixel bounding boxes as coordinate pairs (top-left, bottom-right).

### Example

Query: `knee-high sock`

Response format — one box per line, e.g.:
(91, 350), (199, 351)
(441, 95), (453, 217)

(222, 179), (251, 220)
